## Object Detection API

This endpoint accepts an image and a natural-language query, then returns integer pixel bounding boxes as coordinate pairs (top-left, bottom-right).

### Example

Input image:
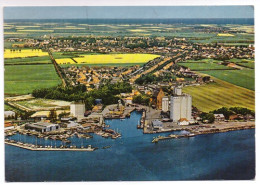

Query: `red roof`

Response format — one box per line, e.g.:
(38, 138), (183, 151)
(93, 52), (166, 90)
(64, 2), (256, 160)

(4, 123), (13, 128)
(178, 118), (189, 122)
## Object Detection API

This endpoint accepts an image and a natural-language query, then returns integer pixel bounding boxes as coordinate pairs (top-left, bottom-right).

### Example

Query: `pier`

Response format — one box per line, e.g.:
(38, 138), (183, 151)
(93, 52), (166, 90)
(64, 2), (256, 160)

(5, 139), (97, 151)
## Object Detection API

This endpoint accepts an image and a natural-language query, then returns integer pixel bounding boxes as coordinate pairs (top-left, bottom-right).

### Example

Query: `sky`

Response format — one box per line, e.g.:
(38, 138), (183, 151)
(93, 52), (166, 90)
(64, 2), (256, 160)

(4, 6), (254, 19)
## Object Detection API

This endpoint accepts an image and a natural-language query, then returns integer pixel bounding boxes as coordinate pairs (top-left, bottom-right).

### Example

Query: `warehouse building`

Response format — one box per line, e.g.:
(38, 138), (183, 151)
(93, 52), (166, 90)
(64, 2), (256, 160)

(25, 122), (60, 133)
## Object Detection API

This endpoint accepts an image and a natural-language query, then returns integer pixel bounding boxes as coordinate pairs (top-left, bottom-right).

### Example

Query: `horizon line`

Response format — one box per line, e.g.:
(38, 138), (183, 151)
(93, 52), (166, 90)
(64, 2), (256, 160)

(4, 18), (254, 20)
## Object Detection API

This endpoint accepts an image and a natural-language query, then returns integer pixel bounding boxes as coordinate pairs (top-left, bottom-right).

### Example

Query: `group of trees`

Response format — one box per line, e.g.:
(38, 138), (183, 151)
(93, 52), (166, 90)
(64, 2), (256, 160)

(199, 112), (215, 123)
(135, 73), (176, 85)
(135, 74), (163, 85)
(132, 94), (150, 106)
(211, 107), (254, 120)
(32, 82), (132, 111)
(199, 106), (255, 123)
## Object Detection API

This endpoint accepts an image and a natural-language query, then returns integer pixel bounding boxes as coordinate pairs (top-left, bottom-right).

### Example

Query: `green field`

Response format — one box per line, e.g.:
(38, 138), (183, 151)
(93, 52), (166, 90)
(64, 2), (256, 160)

(4, 104), (14, 111)
(227, 58), (254, 69)
(52, 52), (80, 59)
(183, 77), (255, 112)
(228, 58), (254, 63)
(184, 59), (221, 63)
(200, 69), (254, 90)
(5, 64), (61, 95)
(179, 62), (232, 70)
(237, 62), (254, 69)
(4, 56), (52, 65)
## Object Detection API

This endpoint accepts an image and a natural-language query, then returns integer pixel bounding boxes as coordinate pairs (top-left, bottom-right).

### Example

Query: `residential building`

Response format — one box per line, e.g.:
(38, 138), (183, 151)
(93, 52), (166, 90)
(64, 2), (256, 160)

(124, 97), (133, 105)
(4, 122), (15, 130)
(4, 111), (15, 119)
(214, 114), (225, 122)
(177, 118), (190, 125)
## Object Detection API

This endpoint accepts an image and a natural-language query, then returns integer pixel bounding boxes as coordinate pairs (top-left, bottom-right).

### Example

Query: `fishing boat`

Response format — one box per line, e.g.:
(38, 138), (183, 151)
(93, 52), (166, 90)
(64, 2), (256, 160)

(86, 145), (95, 151)
(102, 145), (111, 149)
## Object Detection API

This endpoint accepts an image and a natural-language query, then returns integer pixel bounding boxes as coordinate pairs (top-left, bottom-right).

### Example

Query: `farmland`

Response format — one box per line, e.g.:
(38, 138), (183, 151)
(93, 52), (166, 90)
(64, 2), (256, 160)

(178, 62), (232, 70)
(178, 58), (254, 90)
(56, 58), (75, 64)
(56, 54), (160, 65)
(4, 49), (49, 59)
(59, 63), (145, 68)
(200, 69), (254, 90)
(183, 59), (221, 63)
(4, 22), (254, 45)
(217, 33), (235, 37)
(5, 56), (52, 65)
(5, 64), (61, 95)
(183, 77), (255, 112)
(237, 62), (254, 69)
(228, 58), (254, 69)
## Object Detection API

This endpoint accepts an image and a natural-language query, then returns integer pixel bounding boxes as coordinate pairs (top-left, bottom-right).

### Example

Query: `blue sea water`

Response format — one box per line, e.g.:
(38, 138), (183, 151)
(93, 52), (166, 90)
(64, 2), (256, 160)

(5, 111), (255, 181)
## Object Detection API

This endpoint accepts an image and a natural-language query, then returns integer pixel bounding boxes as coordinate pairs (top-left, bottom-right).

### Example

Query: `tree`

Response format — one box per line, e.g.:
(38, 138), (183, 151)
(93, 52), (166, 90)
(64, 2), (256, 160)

(133, 94), (150, 106)
(211, 107), (233, 120)
(20, 111), (34, 120)
(58, 111), (70, 120)
(48, 109), (57, 122)
(200, 112), (215, 123)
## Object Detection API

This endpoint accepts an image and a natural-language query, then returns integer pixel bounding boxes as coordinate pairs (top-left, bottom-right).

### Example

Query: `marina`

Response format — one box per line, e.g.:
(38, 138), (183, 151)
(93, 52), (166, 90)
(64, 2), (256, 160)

(5, 111), (255, 181)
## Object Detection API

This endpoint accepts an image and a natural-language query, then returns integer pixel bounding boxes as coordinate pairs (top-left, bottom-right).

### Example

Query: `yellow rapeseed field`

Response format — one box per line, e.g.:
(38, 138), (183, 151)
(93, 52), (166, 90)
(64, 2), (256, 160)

(217, 33), (235, 37)
(53, 27), (85, 30)
(4, 49), (49, 58)
(56, 58), (75, 64)
(128, 29), (149, 32)
(59, 54), (160, 64)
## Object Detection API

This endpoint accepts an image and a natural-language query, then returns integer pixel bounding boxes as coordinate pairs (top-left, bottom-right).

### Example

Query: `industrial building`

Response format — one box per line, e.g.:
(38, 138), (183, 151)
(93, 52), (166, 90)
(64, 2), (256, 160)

(70, 101), (85, 120)
(170, 87), (193, 124)
(152, 119), (163, 129)
(162, 96), (169, 112)
(25, 122), (60, 133)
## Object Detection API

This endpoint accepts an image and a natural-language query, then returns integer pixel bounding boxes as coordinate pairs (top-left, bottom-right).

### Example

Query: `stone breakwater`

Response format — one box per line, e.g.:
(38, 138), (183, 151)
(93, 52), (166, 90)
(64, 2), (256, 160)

(152, 122), (255, 143)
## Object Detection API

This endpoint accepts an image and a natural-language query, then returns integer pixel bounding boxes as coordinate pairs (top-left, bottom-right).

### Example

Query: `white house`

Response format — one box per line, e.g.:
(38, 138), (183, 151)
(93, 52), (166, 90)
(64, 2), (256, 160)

(124, 97), (133, 105)
(4, 111), (15, 119)
(214, 114), (225, 122)
(177, 118), (190, 126)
